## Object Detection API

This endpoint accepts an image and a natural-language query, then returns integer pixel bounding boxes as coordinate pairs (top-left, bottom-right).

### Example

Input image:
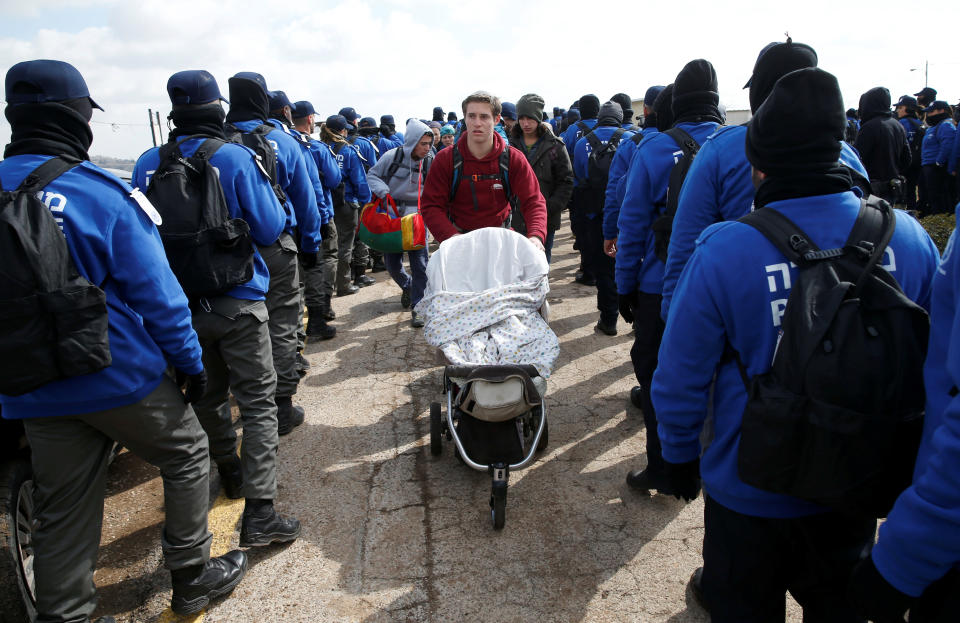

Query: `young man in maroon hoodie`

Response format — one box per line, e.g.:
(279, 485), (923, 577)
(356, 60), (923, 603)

(420, 91), (548, 249)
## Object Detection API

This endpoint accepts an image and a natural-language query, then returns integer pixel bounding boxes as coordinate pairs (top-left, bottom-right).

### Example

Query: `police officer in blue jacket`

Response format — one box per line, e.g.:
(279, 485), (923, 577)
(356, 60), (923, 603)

(292, 100), (341, 337)
(850, 206), (960, 622)
(920, 99), (957, 215)
(134, 70), (302, 553)
(618, 60), (723, 495)
(660, 39), (818, 324)
(564, 94), (601, 285)
(0, 60), (247, 620)
(378, 114), (404, 150)
(602, 84), (664, 256)
(573, 101), (635, 334)
(653, 67), (940, 621)
(895, 94), (925, 211)
(338, 106), (377, 287)
(225, 72), (320, 435)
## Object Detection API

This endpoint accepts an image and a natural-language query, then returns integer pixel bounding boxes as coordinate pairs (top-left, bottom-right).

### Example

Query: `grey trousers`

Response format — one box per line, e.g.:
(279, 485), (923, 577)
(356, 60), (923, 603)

(24, 378), (211, 623)
(191, 297), (278, 500)
(303, 222), (337, 312)
(334, 201), (358, 290)
(259, 233), (301, 399)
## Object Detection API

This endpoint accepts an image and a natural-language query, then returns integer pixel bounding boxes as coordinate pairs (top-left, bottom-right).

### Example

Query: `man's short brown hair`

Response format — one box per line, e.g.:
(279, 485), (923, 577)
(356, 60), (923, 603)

(461, 90), (502, 117)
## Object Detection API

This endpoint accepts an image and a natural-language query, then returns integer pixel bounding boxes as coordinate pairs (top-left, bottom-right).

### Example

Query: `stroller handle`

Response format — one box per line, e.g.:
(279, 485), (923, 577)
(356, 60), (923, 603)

(444, 363), (541, 380)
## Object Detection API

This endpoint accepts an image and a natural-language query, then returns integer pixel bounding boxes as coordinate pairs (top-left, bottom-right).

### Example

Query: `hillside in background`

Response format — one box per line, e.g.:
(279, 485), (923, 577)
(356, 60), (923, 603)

(92, 155), (135, 172)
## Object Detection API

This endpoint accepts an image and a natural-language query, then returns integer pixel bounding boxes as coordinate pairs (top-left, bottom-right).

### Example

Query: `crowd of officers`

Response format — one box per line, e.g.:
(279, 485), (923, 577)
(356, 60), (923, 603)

(1, 39), (960, 622)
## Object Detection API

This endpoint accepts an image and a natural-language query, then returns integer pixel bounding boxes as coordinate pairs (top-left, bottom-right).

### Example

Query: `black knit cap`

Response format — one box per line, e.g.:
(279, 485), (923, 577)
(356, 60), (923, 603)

(578, 94), (600, 120)
(746, 68), (845, 176)
(611, 93), (633, 122)
(653, 84), (675, 131)
(671, 59), (721, 122)
(598, 101), (623, 126)
(746, 38), (818, 114)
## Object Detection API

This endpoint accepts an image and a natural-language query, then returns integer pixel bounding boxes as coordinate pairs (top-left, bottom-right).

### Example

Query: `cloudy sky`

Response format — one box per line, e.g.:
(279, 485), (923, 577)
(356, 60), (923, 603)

(1, 0), (957, 160)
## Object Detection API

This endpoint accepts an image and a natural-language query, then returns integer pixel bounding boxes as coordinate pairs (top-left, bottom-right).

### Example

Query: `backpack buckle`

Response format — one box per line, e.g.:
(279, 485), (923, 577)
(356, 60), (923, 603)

(788, 234), (808, 252)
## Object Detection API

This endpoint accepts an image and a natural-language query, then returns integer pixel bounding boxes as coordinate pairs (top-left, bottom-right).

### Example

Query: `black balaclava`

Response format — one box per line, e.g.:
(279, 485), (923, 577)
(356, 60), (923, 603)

(610, 93), (633, 123)
(746, 67), (852, 208)
(226, 77), (269, 123)
(858, 87), (892, 124)
(597, 101), (623, 127)
(672, 59), (723, 124)
(4, 97), (93, 160)
(747, 38), (818, 114)
(578, 94), (600, 120)
(432, 106), (445, 122)
(168, 103), (227, 141)
(652, 84), (675, 131)
(926, 110), (951, 126)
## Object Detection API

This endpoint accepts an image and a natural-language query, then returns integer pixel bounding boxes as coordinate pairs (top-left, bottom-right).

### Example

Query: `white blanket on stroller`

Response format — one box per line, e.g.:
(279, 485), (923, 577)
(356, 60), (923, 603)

(415, 228), (560, 377)
(418, 276), (559, 377)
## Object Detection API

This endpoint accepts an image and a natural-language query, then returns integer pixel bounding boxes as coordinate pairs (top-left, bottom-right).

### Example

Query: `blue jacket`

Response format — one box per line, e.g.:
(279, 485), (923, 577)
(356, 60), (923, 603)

(660, 129), (871, 321)
(573, 125), (636, 217)
(303, 135), (340, 219)
(951, 123), (960, 174)
(266, 118), (332, 227)
(616, 121), (720, 295)
(377, 133), (403, 154)
(603, 127), (658, 240)
(350, 134), (379, 169)
(133, 137), (286, 301)
(873, 215), (960, 596)
(899, 116), (923, 148)
(0, 155), (203, 419)
(921, 118), (956, 166)
(233, 119), (321, 253)
(561, 119), (597, 160)
(653, 191), (939, 518)
(329, 140), (372, 205)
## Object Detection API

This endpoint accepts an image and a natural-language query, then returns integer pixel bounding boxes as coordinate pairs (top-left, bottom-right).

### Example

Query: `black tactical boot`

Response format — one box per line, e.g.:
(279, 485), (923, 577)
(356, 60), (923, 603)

(276, 395), (305, 435)
(353, 265), (375, 287)
(239, 499), (301, 547)
(306, 307), (336, 340)
(215, 455), (244, 499)
(170, 550), (248, 614)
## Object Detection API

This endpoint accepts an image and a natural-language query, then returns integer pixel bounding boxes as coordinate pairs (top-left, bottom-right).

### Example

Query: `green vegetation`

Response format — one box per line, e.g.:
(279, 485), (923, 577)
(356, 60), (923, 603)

(919, 213), (956, 254)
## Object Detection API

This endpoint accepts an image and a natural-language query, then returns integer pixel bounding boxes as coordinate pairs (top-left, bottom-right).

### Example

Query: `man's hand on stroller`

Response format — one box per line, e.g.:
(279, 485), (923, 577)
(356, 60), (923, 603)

(528, 236), (544, 253)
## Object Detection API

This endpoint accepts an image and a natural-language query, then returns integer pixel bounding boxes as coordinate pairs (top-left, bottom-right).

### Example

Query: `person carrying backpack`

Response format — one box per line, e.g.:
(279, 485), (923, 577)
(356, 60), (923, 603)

(0, 60), (247, 620)
(920, 99), (957, 215)
(855, 86), (912, 204)
(895, 94), (925, 211)
(573, 101), (635, 335)
(617, 59), (722, 496)
(225, 72), (321, 436)
(562, 94), (601, 284)
(652, 67), (940, 622)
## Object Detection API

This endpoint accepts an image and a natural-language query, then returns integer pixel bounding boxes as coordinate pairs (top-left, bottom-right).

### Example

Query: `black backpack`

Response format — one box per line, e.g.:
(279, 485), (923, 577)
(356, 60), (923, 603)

(651, 127), (701, 262)
(383, 147), (430, 186)
(735, 197), (928, 518)
(0, 157), (111, 395)
(145, 138), (255, 298)
(330, 141), (349, 207)
(224, 122), (288, 208)
(580, 127), (626, 213)
(908, 120), (926, 170)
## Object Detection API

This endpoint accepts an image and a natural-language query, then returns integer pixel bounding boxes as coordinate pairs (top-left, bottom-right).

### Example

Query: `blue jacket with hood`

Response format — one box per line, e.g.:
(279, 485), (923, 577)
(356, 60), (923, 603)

(603, 127), (658, 240)
(561, 118), (597, 162)
(615, 121), (720, 295)
(652, 190), (939, 518)
(0, 156), (203, 419)
(231, 119), (321, 253)
(133, 137), (286, 301)
(301, 132), (340, 221)
(265, 119), (333, 225)
(660, 124), (871, 321)
(872, 216), (960, 596)
(350, 134), (379, 169)
(329, 139), (372, 205)
(573, 124), (636, 219)
(921, 117), (956, 166)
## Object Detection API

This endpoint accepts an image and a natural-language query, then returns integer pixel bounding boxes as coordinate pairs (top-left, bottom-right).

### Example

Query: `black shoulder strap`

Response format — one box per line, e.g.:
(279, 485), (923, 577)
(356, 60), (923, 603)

(585, 131), (603, 153)
(663, 127), (700, 156)
(15, 156), (83, 194)
(253, 124), (275, 137)
(737, 208), (818, 265)
(449, 147), (464, 200)
(575, 120), (592, 137)
(609, 127), (626, 148)
(630, 131), (646, 145)
(193, 138), (225, 161)
(845, 197), (897, 290)
(499, 145), (513, 203)
(385, 147), (405, 183)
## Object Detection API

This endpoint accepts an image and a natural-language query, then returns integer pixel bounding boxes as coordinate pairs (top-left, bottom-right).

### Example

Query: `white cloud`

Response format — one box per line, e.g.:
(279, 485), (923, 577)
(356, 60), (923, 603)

(0, 0), (957, 158)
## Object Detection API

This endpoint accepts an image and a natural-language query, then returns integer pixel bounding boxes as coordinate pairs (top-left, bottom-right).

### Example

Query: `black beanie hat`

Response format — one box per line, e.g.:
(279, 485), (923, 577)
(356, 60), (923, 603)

(578, 94), (600, 120)
(746, 38), (818, 114)
(432, 106), (444, 122)
(598, 101), (623, 126)
(226, 76), (269, 123)
(672, 59), (721, 122)
(858, 87), (892, 123)
(746, 67), (845, 176)
(610, 93), (633, 122)
(653, 84), (675, 131)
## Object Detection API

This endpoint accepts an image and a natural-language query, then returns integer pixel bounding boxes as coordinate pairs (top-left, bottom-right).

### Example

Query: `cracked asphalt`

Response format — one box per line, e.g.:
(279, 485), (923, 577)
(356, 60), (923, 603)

(93, 221), (804, 622)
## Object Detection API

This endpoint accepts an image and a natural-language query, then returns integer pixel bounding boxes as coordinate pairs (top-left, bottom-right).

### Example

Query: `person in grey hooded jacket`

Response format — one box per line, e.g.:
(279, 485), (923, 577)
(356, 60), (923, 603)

(366, 119), (435, 327)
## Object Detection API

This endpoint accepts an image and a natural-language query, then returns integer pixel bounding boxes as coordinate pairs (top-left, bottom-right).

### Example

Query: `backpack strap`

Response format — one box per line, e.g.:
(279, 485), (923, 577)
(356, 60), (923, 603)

(15, 156), (83, 194)
(449, 147), (464, 200)
(611, 127), (627, 146)
(193, 138), (226, 161)
(585, 131), (603, 154)
(737, 208), (819, 265)
(663, 127), (699, 158)
(630, 131), (646, 146)
(845, 197), (897, 290)
(385, 147), (405, 184)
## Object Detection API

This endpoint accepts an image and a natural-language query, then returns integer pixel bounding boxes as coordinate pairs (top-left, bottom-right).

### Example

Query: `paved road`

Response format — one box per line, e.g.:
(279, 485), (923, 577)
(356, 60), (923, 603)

(92, 223), (802, 622)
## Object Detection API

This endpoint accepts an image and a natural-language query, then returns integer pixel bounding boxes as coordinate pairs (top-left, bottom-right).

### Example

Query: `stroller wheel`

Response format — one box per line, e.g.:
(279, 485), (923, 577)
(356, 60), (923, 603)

(490, 482), (507, 530)
(429, 403), (442, 456)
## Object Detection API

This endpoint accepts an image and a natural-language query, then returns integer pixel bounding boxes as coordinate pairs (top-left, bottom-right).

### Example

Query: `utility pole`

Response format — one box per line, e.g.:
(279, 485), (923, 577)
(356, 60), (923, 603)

(148, 108), (157, 147)
(925, 59), (929, 88)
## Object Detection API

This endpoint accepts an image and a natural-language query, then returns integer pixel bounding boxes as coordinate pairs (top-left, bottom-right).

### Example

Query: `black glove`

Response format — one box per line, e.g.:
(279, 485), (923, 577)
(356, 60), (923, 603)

(301, 251), (319, 269)
(618, 294), (635, 324)
(320, 221), (335, 241)
(663, 459), (701, 501)
(176, 369), (208, 404)
(849, 555), (912, 623)
(379, 123), (394, 138)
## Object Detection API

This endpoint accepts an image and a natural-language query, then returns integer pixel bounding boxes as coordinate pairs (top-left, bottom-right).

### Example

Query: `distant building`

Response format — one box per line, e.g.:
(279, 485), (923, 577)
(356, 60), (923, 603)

(631, 98), (750, 127)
